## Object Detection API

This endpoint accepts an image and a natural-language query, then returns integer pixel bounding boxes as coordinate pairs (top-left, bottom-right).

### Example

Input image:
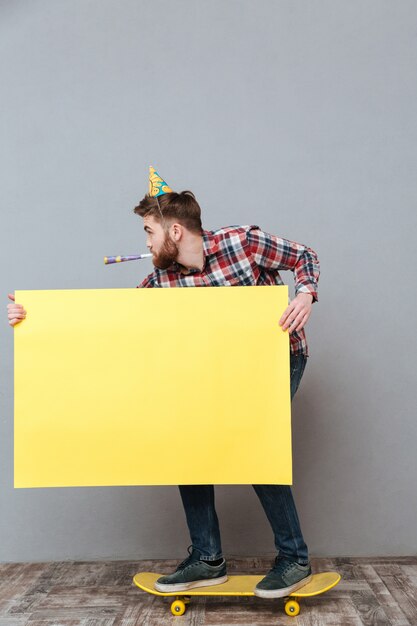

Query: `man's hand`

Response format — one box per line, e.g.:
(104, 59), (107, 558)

(279, 292), (313, 334)
(7, 293), (27, 327)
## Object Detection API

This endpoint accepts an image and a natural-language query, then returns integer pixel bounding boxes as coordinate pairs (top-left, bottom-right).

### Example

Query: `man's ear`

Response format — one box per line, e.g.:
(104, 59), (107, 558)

(171, 223), (183, 241)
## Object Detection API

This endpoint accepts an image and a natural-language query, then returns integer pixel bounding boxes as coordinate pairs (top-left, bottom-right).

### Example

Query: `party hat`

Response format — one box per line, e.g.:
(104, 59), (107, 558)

(149, 166), (173, 197)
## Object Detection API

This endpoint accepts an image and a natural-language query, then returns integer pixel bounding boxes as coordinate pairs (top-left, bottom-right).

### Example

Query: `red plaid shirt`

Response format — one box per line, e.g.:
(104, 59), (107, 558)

(137, 225), (320, 356)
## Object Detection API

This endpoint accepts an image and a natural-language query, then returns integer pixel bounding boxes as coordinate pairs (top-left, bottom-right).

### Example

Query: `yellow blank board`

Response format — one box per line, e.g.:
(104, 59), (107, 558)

(14, 286), (291, 488)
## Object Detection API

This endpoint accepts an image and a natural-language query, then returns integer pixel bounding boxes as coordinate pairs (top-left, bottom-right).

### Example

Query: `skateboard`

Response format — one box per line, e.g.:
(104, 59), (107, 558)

(133, 570), (341, 617)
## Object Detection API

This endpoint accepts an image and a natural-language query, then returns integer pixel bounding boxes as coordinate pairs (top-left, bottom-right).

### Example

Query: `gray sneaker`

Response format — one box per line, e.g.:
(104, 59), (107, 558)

(254, 556), (312, 598)
(154, 546), (228, 592)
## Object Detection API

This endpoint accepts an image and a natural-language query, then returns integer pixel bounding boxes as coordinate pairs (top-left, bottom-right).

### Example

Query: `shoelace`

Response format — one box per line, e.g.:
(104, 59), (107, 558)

(270, 557), (296, 576)
(177, 545), (196, 571)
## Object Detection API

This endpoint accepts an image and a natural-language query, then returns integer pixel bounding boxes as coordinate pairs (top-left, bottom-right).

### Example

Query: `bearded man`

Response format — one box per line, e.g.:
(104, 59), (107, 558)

(131, 168), (320, 598)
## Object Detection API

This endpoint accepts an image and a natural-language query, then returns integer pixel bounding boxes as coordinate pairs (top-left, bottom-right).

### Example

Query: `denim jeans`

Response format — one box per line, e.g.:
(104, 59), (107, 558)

(178, 353), (309, 566)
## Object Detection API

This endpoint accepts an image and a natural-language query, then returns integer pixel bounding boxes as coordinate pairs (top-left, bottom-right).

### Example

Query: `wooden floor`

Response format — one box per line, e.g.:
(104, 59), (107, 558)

(0, 556), (416, 625)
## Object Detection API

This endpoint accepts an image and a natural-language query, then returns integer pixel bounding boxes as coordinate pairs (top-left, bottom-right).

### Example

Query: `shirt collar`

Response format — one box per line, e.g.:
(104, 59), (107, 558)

(202, 229), (219, 257)
(169, 230), (218, 274)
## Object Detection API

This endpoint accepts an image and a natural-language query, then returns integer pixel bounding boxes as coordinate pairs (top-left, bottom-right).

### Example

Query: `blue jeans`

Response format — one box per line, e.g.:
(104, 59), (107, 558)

(178, 353), (309, 565)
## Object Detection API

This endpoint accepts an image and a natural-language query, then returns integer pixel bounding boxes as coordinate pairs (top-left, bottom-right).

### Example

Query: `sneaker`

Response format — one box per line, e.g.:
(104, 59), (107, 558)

(254, 556), (312, 598)
(154, 546), (228, 592)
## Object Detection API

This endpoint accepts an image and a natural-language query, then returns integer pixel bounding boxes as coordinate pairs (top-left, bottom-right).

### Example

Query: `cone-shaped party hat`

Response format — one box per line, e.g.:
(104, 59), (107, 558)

(148, 166), (173, 197)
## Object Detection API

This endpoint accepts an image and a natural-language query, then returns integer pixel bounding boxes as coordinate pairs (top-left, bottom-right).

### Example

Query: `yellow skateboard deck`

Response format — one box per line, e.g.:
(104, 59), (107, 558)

(133, 571), (341, 617)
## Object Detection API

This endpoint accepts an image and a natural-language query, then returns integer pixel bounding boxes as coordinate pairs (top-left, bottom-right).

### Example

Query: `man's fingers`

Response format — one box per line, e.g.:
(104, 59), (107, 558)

(8, 312), (26, 320)
(280, 293), (313, 333)
(279, 303), (296, 327)
(292, 313), (310, 334)
(7, 295), (25, 327)
(282, 305), (309, 332)
(7, 310), (26, 319)
(7, 304), (25, 311)
(284, 317), (297, 331)
(287, 313), (303, 333)
(293, 309), (312, 333)
(7, 303), (26, 324)
(281, 307), (302, 331)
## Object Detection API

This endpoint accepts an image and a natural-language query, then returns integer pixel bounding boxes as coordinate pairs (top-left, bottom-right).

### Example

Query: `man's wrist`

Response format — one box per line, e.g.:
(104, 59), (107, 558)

(296, 291), (314, 303)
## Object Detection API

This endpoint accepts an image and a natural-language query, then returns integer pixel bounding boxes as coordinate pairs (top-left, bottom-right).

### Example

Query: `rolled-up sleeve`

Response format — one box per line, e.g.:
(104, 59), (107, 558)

(246, 227), (320, 302)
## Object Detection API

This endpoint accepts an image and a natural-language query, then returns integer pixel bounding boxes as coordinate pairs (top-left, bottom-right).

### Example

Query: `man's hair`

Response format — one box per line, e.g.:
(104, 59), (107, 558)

(133, 191), (203, 234)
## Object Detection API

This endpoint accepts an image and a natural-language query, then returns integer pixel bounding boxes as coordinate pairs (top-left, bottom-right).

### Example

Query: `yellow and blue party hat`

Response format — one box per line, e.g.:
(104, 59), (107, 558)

(148, 165), (173, 197)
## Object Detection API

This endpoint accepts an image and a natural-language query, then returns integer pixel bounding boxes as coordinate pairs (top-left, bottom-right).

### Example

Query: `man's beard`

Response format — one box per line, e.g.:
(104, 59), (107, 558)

(153, 234), (179, 270)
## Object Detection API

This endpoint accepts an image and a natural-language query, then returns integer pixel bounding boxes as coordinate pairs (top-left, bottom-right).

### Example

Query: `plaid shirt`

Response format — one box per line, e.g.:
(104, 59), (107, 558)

(137, 225), (320, 356)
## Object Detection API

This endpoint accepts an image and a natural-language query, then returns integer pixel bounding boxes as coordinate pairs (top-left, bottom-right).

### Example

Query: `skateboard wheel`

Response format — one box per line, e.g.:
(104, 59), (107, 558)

(284, 599), (300, 616)
(171, 599), (186, 616)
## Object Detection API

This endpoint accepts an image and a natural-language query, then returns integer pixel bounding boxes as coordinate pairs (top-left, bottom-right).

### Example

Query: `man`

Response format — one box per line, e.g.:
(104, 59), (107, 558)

(7, 167), (320, 599)
(134, 168), (320, 597)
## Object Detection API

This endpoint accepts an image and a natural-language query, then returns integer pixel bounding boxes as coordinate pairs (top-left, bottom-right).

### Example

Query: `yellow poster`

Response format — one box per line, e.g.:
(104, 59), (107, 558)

(14, 286), (291, 488)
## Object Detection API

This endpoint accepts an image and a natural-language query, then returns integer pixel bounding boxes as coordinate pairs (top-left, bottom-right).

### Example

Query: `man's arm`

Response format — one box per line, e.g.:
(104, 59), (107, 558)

(246, 227), (320, 334)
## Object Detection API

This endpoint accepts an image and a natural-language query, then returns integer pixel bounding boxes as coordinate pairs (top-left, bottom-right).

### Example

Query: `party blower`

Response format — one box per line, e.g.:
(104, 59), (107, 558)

(104, 253), (152, 264)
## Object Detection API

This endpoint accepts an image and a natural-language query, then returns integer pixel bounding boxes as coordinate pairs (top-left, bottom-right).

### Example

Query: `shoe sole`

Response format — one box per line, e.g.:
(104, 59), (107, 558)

(154, 575), (228, 593)
(254, 573), (313, 599)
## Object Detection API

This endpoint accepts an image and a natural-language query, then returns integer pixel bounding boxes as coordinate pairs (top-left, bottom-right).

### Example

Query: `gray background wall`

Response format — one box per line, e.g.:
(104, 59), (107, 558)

(1, 0), (416, 562)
